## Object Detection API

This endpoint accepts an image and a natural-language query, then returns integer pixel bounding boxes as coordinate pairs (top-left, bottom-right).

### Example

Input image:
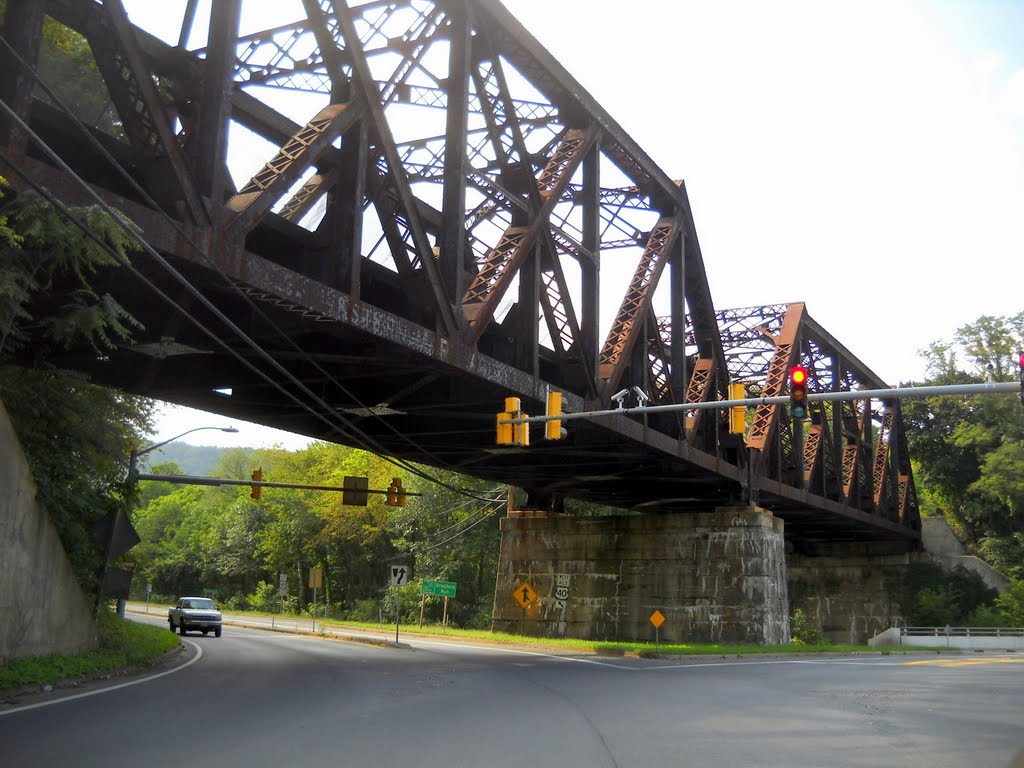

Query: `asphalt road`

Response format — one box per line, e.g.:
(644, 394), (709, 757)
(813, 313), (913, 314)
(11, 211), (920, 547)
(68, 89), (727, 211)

(2, 617), (1023, 768)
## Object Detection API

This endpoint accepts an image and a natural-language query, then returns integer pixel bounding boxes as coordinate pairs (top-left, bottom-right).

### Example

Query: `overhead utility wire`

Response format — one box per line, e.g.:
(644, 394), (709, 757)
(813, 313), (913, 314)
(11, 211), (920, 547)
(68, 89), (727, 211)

(0, 32), (447, 476)
(0, 33), (499, 503)
(410, 504), (502, 554)
(0, 102), (499, 502)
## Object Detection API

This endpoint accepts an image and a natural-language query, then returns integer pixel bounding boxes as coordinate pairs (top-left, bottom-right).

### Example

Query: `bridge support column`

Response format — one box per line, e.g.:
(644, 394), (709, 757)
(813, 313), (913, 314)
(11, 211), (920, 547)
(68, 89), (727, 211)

(787, 544), (915, 645)
(491, 506), (789, 644)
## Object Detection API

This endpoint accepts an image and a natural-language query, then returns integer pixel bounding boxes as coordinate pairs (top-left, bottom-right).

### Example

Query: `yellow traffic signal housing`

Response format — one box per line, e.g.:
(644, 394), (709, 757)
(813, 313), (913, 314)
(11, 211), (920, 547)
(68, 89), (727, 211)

(496, 411), (514, 445)
(250, 467), (262, 499)
(497, 396), (529, 446)
(545, 391), (563, 440)
(516, 413), (530, 447)
(727, 383), (746, 435)
(386, 477), (406, 507)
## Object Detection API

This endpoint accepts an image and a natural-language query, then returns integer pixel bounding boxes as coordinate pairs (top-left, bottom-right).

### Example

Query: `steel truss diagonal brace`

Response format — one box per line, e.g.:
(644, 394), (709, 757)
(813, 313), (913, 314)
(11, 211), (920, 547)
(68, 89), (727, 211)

(684, 357), (714, 436)
(803, 424), (823, 486)
(461, 127), (598, 344)
(279, 168), (339, 223)
(841, 400), (868, 501)
(331, 0), (459, 336)
(598, 213), (683, 391)
(43, 0), (208, 224)
(100, 0), (208, 224)
(745, 302), (805, 452)
(226, 101), (363, 241)
(872, 406), (894, 508)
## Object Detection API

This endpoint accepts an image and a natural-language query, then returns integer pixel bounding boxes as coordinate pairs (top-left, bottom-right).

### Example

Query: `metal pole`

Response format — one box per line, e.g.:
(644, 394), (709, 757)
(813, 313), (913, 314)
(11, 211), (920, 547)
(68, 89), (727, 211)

(503, 381), (1022, 426)
(395, 586), (401, 644)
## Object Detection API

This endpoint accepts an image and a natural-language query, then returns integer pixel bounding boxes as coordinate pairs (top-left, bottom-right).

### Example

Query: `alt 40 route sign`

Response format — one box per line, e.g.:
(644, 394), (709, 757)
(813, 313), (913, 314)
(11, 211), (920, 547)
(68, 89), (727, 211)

(390, 564), (410, 586)
(513, 582), (538, 608)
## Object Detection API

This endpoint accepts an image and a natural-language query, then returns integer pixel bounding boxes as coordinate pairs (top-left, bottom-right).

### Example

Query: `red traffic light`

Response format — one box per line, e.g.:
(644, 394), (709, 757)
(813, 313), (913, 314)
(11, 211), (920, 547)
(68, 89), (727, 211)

(789, 365), (809, 419)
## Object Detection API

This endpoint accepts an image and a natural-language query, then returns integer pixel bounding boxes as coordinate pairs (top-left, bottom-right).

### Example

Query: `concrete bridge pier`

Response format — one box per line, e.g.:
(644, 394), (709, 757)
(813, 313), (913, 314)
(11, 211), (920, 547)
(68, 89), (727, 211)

(491, 506), (791, 645)
(787, 543), (914, 645)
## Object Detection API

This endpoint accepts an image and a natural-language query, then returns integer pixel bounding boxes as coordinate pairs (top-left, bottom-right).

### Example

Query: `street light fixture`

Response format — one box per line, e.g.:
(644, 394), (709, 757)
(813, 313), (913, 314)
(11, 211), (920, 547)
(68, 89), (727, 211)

(103, 425), (239, 616)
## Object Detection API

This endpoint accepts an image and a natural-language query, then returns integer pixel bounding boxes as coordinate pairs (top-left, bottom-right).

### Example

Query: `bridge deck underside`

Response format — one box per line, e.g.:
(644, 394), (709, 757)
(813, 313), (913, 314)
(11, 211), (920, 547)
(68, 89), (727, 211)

(0, 0), (919, 551)
(28, 206), (911, 548)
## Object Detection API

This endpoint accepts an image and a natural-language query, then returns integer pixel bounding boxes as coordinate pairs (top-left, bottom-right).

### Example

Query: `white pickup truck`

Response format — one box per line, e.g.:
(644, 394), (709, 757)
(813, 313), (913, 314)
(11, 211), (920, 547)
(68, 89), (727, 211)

(168, 597), (223, 637)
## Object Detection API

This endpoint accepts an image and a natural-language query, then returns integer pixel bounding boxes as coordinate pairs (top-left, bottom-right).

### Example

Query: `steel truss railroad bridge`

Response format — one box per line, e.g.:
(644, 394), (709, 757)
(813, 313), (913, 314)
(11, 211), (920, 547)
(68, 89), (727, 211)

(0, 0), (920, 551)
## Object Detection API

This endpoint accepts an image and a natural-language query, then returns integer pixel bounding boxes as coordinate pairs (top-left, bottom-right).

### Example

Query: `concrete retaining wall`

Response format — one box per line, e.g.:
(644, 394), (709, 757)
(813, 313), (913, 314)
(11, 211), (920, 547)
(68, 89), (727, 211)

(921, 517), (1009, 591)
(0, 402), (97, 662)
(491, 507), (790, 645)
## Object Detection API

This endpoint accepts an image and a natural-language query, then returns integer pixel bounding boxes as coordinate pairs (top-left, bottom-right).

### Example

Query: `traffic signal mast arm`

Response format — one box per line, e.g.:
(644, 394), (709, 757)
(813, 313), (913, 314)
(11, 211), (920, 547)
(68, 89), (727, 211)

(133, 474), (422, 499)
(500, 380), (1022, 428)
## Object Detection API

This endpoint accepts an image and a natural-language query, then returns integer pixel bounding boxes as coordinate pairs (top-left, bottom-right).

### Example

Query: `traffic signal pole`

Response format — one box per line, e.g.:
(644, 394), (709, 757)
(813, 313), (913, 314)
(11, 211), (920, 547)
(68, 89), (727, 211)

(501, 380), (1022, 430)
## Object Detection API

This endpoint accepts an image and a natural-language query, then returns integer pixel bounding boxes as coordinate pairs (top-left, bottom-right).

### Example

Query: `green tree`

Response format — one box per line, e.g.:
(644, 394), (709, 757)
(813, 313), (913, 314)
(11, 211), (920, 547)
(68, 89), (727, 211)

(904, 313), (1024, 579)
(993, 580), (1024, 626)
(0, 184), (151, 590)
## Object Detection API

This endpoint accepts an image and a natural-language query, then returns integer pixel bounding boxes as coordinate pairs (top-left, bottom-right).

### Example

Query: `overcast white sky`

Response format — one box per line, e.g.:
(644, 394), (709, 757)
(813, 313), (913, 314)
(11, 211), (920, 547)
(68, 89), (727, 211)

(140, 0), (1023, 449)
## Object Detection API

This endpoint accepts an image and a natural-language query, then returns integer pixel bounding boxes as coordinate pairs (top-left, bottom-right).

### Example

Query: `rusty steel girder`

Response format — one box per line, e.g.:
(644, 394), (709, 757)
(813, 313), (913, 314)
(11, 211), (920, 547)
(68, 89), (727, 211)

(0, 0), (920, 547)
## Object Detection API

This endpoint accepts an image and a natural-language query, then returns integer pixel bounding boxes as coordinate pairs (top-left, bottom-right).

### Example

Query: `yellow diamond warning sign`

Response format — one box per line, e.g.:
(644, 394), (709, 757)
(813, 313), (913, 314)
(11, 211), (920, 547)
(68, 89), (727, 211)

(649, 610), (666, 629)
(513, 582), (538, 608)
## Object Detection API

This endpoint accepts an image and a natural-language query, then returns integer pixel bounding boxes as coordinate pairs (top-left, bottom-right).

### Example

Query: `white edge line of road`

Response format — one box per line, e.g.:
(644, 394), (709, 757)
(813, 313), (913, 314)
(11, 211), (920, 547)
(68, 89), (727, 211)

(0, 639), (203, 717)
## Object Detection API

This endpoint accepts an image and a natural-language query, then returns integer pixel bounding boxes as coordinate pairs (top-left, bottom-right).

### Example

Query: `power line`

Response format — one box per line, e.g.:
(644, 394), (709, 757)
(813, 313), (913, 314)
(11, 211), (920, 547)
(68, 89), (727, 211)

(0, 31), (501, 503)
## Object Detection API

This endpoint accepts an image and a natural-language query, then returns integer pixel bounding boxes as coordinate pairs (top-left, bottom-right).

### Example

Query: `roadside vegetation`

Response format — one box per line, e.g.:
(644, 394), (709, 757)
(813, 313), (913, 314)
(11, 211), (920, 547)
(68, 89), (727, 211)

(0, 609), (179, 695)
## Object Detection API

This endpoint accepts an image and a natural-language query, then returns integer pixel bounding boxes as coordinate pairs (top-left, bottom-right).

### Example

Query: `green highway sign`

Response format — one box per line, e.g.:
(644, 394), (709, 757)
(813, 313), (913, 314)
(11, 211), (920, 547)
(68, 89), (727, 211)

(422, 579), (457, 598)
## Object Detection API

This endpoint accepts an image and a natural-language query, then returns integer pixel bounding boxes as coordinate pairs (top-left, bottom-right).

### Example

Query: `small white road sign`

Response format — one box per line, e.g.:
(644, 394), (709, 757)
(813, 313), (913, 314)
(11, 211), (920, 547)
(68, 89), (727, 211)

(390, 565), (410, 586)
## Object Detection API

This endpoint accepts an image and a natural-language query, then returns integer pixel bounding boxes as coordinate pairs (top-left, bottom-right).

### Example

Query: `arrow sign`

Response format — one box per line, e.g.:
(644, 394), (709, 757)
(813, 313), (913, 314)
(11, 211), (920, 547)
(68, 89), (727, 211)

(390, 565), (409, 586)
(513, 582), (537, 608)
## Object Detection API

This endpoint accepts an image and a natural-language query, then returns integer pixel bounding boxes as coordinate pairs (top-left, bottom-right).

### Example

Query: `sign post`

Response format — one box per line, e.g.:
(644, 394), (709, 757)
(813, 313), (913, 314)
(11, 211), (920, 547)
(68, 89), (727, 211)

(145, 582), (152, 614)
(390, 564), (410, 643)
(513, 582), (538, 635)
(650, 610), (666, 649)
(309, 567), (323, 632)
(419, 580), (457, 629)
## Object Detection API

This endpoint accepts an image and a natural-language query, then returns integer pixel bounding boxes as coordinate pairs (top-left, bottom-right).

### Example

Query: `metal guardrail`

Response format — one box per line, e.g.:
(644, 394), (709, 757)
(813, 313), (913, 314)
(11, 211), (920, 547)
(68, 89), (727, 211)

(901, 627), (1024, 638)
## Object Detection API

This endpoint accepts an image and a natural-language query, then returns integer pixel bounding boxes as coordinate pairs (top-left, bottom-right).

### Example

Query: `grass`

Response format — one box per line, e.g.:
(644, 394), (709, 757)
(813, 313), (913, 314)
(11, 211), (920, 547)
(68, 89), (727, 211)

(129, 601), (883, 657)
(0, 608), (180, 694)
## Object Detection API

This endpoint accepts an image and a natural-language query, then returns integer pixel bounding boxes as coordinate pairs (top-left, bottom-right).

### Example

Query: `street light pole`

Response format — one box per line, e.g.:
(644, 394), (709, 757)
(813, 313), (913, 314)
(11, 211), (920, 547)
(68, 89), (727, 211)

(129, 425), (240, 476)
(101, 425), (240, 617)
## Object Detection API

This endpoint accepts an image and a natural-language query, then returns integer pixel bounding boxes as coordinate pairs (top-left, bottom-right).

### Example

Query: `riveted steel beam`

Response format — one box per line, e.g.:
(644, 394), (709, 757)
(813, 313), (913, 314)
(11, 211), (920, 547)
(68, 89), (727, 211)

(331, 0), (458, 335)
(225, 101), (363, 241)
(598, 213), (683, 392)
(461, 126), (597, 343)
(746, 303), (805, 452)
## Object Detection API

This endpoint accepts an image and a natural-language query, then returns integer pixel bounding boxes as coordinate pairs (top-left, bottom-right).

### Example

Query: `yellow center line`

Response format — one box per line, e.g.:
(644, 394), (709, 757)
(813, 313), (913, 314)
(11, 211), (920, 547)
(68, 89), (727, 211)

(903, 656), (1024, 667)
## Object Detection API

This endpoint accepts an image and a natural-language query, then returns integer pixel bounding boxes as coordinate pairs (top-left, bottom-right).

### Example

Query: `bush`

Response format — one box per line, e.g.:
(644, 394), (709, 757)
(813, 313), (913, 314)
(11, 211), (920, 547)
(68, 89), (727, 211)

(965, 603), (1008, 627)
(790, 608), (825, 645)
(901, 562), (997, 626)
(245, 581), (280, 613)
